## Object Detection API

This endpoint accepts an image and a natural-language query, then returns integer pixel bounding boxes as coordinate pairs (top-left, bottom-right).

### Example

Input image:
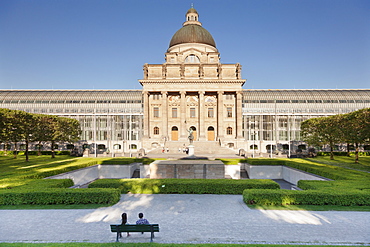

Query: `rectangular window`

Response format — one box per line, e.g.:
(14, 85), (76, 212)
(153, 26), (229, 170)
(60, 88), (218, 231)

(208, 108), (214, 118)
(227, 107), (232, 117)
(172, 108), (178, 118)
(190, 107), (196, 118)
(153, 107), (159, 118)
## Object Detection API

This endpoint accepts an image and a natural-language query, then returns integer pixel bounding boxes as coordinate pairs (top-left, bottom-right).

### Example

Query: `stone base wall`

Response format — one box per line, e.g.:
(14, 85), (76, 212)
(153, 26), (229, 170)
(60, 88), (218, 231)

(149, 160), (225, 179)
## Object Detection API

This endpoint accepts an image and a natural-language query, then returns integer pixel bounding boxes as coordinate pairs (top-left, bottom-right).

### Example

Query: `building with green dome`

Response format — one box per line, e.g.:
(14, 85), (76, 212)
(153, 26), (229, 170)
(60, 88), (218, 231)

(1, 7), (369, 157)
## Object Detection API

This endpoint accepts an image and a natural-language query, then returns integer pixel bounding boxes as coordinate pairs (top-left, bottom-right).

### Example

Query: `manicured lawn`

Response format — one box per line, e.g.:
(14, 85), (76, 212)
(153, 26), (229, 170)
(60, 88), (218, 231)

(308, 156), (370, 172)
(0, 243), (363, 247)
(1, 154), (369, 211)
(0, 155), (153, 189)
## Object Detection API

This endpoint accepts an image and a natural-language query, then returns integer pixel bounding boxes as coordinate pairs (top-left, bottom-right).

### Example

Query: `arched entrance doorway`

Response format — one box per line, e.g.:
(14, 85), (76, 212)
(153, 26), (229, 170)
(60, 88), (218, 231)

(171, 126), (178, 141)
(190, 126), (197, 141)
(207, 126), (215, 141)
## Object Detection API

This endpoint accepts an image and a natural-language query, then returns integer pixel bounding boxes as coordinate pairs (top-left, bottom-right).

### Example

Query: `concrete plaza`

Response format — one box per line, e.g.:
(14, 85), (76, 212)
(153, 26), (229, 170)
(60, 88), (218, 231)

(0, 194), (369, 245)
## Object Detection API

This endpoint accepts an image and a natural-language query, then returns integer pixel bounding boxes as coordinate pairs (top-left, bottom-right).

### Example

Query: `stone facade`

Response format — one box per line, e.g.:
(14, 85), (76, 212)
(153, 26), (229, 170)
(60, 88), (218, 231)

(140, 7), (246, 151)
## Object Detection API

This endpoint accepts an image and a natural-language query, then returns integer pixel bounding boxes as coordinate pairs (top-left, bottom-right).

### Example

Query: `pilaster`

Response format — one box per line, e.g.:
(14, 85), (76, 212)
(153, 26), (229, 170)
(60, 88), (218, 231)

(217, 91), (224, 141)
(161, 91), (168, 140)
(198, 91), (206, 141)
(180, 91), (187, 140)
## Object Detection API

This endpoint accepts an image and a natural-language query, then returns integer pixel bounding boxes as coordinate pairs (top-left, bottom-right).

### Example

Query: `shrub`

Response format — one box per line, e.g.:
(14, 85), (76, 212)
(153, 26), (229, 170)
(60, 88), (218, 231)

(0, 188), (120, 205)
(89, 178), (280, 194)
(243, 189), (370, 206)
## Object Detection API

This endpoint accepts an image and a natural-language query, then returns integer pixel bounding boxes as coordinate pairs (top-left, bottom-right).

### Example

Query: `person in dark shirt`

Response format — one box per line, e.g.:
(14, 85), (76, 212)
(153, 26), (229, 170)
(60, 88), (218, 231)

(119, 213), (130, 237)
(136, 212), (149, 234)
(136, 212), (149, 224)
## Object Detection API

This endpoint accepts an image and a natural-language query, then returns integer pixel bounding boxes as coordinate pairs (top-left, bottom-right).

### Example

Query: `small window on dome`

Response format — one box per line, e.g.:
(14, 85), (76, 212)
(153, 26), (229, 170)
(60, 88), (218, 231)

(185, 55), (200, 63)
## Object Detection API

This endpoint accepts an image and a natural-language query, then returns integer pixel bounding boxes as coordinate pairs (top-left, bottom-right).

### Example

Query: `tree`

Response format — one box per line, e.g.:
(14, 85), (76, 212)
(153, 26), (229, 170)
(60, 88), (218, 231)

(344, 108), (370, 163)
(301, 115), (342, 160)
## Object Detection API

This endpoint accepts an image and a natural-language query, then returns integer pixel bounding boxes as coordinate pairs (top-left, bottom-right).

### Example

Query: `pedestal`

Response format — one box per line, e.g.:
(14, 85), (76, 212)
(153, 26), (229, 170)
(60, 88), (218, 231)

(188, 144), (195, 156)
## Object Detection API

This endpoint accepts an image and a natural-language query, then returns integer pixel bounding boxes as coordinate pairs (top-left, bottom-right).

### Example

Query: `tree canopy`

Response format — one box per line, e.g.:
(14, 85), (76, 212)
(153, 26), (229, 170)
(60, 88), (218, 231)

(0, 108), (81, 161)
(301, 108), (370, 162)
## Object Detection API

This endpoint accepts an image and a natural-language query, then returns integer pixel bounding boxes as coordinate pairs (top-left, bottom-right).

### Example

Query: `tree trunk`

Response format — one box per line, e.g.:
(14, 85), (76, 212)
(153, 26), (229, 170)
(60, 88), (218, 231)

(13, 142), (18, 159)
(25, 139), (29, 162)
(51, 140), (55, 158)
(346, 143), (351, 157)
(37, 141), (42, 156)
(355, 143), (359, 163)
(330, 145), (334, 160)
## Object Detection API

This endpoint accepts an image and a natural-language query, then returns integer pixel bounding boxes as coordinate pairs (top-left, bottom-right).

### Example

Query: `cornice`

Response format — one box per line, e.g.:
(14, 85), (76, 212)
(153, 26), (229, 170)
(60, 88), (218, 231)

(139, 79), (246, 84)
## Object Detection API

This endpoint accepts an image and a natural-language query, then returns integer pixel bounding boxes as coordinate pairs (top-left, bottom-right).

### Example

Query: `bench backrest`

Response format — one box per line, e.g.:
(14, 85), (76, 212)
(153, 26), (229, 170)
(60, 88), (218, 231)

(110, 224), (159, 233)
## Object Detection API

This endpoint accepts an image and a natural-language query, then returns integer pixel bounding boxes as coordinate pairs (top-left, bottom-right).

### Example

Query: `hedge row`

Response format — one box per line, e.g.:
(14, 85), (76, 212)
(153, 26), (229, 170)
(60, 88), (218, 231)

(0, 188), (121, 205)
(243, 158), (370, 206)
(243, 189), (370, 206)
(89, 178), (280, 194)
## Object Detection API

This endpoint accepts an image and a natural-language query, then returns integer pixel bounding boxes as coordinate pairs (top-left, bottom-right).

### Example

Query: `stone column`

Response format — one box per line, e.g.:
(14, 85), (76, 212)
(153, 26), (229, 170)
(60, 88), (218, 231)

(180, 91), (187, 140)
(217, 91), (224, 141)
(198, 91), (206, 141)
(236, 91), (243, 139)
(143, 91), (149, 138)
(161, 91), (168, 140)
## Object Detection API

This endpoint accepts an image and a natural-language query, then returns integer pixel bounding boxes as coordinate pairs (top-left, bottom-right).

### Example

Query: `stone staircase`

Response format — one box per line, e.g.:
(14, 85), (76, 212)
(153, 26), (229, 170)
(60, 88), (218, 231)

(147, 141), (237, 155)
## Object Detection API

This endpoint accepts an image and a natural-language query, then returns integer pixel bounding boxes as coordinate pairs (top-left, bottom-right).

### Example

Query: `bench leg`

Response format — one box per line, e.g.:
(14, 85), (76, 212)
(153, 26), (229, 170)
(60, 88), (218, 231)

(116, 231), (120, 242)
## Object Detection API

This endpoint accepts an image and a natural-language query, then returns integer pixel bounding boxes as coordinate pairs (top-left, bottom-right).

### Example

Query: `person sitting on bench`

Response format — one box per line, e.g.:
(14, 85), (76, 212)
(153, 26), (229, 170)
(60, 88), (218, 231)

(120, 213), (130, 237)
(136, 212), (149, 233)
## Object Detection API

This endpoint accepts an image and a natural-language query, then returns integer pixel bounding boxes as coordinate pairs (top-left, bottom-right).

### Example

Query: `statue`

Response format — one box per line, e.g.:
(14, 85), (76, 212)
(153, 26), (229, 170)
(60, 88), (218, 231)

(187, 128), (194, 144)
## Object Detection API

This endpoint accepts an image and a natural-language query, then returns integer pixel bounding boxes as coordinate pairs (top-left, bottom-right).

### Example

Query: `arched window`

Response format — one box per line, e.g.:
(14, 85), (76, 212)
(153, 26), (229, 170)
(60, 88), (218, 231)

(154, 127), (159, 135)
(226, 127), (232, 135)
(266, 144), (276, 151)
(250, 144), (258, 150)
(83, 144), (90, 149)
(113, 144), (121, 150)
(97, 144), (105, 149)
(282, 144), (289, 150)
(185, 54), (200, 63)
(130, 144), (137, 150)
(172, 126), (178, 131)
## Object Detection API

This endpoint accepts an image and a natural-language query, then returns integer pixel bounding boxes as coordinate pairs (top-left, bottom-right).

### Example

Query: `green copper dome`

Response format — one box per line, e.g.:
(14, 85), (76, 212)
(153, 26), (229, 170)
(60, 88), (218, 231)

(169, 24), (216, 48)
(169, 7), (216, 48)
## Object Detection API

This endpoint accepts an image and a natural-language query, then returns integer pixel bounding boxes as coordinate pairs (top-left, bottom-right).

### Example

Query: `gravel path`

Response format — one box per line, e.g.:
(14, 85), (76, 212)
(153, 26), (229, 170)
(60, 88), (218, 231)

(0, 194), (369, 245)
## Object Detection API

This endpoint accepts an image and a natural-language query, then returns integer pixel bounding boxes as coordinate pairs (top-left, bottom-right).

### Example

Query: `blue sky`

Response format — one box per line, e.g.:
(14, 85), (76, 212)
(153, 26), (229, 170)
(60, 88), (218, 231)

(1, 0), (369, 90)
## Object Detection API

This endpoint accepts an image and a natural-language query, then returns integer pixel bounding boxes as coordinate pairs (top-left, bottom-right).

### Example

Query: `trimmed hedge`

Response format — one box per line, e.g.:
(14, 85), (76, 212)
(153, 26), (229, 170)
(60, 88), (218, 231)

(243, 158), (370, 206)
(0, 188), (121, 205)
(89, 178), (280, 194)
(243, 189), (370, 206)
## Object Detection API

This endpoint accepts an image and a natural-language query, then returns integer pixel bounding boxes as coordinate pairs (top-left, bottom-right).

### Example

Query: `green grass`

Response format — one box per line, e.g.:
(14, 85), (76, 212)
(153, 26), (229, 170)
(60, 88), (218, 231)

(0, 243), (364, 247)
(0, 155), (155, 189)
(307, 156), (370, 172)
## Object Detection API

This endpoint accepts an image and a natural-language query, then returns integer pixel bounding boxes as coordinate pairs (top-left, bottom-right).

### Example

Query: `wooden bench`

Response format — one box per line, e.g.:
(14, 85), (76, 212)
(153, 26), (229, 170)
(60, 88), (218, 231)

(110, 224), (159, 242)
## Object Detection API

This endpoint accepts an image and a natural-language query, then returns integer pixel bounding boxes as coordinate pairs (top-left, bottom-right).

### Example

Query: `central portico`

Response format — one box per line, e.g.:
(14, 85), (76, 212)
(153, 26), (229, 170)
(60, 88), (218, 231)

(139, 7), (246, 151)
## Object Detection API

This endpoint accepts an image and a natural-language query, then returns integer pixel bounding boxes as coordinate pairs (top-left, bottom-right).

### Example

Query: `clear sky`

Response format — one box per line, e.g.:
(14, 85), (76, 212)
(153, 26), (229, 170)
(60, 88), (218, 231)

(1, 0), (369, 90)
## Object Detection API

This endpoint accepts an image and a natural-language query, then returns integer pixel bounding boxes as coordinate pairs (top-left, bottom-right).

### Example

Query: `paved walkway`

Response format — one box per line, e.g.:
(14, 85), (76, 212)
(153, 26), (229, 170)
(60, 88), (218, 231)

(1, 194), (369, 245)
